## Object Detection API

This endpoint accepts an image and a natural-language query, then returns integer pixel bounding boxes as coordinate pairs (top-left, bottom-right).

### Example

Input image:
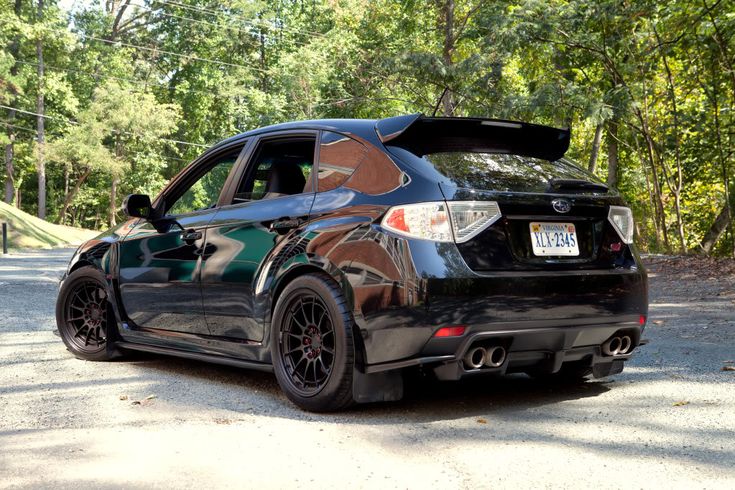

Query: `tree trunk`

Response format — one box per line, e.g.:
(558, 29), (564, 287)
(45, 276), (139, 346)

(705, 0), (735, 255)
(654, 25), (687, 254)
(588, 123), (604, 174)
(109, 0), (130, 40)
(110, 136), (123, 227)
(4, 0), (23, 205)
(606, 119), (618, 188)
(698, 201), (733, 253)
(635, 101), (670, 252)
(641, 126), (670, 252)
(440, 0), (455, 116)
(109, 177), (119, 227)
(36, 0), (46, 220)
(58, 168), (92, 225)
(4, 136), (15, 204)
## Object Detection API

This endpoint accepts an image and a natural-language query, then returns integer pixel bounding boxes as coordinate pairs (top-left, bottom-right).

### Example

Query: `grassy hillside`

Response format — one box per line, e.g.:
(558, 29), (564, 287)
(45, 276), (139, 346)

(0, 201), (98, 250)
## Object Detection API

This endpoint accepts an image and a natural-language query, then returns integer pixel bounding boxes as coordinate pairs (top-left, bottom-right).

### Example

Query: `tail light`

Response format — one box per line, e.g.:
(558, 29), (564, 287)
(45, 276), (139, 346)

(608, 206), (635, 244)
(433, 326), (466, 337)
(381, 201), (501, 243)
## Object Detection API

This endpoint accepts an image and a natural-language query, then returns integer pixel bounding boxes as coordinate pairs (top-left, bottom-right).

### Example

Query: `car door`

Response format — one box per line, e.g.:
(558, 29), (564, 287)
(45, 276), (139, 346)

(200, 132), (318, 341)
(118, 142), (248, 335)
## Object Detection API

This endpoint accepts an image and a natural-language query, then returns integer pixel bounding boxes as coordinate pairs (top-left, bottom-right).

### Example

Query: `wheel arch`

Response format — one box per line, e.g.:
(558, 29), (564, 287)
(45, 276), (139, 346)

(69, 259), (95, 275)
(267, 262), (366, 371)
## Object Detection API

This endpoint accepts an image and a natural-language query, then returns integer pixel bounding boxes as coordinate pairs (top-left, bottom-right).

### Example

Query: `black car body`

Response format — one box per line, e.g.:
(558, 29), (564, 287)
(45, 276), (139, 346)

(56, 114), (648, 411)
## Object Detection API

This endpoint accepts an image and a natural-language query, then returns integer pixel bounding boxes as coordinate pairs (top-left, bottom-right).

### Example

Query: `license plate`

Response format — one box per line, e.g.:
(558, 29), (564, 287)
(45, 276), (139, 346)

(529, 222), (579, 256)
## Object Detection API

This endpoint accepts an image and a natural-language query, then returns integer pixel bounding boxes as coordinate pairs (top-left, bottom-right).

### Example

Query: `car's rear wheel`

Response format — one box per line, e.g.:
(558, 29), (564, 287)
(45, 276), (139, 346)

(271, 273), (355, 412)
(56, 266), (114, 361)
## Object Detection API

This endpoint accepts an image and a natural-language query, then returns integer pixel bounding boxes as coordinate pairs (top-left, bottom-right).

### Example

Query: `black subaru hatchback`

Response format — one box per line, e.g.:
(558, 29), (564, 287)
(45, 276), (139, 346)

(56, 114), (648, 411)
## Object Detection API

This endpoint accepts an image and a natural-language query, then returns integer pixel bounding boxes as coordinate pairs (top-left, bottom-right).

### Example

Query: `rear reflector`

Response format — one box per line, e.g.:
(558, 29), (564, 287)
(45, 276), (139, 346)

(433, 326), (467, 337)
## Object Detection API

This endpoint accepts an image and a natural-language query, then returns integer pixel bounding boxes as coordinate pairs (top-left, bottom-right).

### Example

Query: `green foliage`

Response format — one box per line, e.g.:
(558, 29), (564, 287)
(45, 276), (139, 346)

(0, 0), (733, 254)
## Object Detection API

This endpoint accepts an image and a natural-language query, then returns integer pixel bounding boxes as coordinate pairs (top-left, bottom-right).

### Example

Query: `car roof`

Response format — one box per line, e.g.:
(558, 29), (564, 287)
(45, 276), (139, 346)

(211, 118), (383, 151)
(202, 113), (570, 161)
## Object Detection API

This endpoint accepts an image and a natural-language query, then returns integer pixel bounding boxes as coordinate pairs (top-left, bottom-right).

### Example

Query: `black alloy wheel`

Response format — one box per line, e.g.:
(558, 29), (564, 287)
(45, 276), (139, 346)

(271, 273), (355, 412)
(56, 266), (114, 361)
(280, 294), (336, 394)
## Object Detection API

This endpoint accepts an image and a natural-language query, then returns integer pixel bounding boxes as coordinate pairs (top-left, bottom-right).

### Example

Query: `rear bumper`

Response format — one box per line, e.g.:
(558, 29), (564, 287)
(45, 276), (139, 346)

(365, 317), (643, 379)
(358, 268), (648, 366)
(347, 232), (648, 369)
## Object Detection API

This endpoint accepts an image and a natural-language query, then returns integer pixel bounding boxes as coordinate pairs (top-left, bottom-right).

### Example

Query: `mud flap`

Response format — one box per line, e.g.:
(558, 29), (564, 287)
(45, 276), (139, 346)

(352, 368), (404, 403)
(592, 359), (625, 378)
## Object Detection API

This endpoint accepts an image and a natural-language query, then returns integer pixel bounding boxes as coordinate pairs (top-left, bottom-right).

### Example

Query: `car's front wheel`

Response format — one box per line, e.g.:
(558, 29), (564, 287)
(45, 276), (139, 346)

(56, 266), (115, 361)
(271, 273), (355, 412)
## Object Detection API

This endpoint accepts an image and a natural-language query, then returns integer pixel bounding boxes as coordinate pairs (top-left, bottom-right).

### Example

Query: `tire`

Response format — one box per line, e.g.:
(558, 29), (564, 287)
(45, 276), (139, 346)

(56, 266), (115, 361)
(271, 273), (355, 412)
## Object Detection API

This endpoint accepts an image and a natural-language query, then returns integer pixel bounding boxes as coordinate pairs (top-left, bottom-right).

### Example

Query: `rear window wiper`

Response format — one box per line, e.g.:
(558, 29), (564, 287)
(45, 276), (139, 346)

(547, 179), (608, 193)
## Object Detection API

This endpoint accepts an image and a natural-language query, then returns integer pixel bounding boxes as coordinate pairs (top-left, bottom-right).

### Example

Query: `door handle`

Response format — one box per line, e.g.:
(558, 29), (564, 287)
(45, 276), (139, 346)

(269, 216), (306, 232)
(181, 229), (203, 243)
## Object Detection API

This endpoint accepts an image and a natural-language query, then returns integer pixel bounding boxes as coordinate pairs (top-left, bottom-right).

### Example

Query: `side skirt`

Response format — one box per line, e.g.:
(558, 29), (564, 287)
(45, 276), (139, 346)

(115, 341), (274, 373)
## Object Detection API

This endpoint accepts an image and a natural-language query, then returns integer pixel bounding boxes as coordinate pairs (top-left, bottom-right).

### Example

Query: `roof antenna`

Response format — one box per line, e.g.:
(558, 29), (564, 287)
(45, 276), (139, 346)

(432, 88), (448, 117)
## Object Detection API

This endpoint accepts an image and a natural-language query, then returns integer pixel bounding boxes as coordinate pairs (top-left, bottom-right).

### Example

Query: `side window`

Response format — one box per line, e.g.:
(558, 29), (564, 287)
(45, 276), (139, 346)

(317, 131), (367, 192)
(167, 148), (241, 216)
(233, 137), (315, 202)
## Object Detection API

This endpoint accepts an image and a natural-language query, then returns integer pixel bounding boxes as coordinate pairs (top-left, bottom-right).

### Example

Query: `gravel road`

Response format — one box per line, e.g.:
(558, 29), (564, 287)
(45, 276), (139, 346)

(1, 248), (734, 489)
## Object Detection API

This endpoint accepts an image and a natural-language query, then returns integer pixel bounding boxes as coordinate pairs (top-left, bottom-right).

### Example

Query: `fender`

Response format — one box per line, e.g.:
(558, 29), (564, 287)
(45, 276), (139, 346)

(62, 220), (136, 342)
(256, 246), (355, 327)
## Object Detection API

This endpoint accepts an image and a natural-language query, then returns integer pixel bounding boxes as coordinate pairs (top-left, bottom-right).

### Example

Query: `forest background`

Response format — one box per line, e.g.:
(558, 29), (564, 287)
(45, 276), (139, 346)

(1, 0), (734, 256)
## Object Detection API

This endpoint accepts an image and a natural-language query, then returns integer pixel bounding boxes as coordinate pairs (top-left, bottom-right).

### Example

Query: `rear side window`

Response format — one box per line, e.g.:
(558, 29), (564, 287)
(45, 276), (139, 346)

(389, 148), (600, 193)
(317, 131), (366, 192)
(233, 137), (315, 202)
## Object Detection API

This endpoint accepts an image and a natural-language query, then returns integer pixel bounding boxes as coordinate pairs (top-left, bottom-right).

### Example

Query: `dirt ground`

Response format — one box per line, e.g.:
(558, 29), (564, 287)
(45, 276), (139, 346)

(0, 249), (734, 489)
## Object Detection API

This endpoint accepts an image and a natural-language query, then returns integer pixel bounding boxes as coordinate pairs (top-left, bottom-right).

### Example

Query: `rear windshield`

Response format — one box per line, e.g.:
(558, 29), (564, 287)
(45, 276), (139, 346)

(388, 147), (602, 193)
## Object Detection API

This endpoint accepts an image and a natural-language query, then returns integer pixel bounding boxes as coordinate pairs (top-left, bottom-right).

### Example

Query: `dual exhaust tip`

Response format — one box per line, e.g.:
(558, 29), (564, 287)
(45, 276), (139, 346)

(462, 335), (632, 369)
(602, 335), (633, 356)
(463, 345), (507, 370)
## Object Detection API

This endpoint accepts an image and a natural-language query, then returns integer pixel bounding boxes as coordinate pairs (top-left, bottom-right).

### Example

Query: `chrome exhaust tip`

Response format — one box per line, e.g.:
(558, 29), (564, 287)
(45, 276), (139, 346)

(619, 336), (632, 354)
(484, 346), (507, 368)
(463, 346), (487, 370)
(602, 336), (622, 356)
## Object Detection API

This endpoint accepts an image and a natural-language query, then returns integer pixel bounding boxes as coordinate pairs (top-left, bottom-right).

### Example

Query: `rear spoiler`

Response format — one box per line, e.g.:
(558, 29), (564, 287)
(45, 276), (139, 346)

(375, 113), (570, 161)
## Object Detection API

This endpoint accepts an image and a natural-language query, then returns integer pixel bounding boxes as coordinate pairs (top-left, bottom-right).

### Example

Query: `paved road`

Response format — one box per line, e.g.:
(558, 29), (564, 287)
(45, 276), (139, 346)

(1, 248), (734, 489)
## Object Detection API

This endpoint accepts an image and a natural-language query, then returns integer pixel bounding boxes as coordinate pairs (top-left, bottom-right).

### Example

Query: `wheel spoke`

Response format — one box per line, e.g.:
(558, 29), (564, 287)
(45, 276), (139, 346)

(285, 345), (303, 356)
(315, 357), (327, 378)
(292, 355), (307, 376)
(62, 279), (108, 353)
(311, 360), (319, 384)
(71, 290), (87, 307)
(316, 309), (327, 329)
(73, 324), (87, 339)
(82, 284), (93, 304)
(280, 291), (338, 393)
(291, 315), (307, 331)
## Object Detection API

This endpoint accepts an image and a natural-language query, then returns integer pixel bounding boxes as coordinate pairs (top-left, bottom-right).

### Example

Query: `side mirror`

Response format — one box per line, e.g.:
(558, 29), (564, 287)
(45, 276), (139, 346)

(123, 194), (153, 219)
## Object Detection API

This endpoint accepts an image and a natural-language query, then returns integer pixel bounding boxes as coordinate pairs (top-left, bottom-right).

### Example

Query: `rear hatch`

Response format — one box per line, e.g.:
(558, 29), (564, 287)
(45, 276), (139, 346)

(381, 116), (635, 272)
